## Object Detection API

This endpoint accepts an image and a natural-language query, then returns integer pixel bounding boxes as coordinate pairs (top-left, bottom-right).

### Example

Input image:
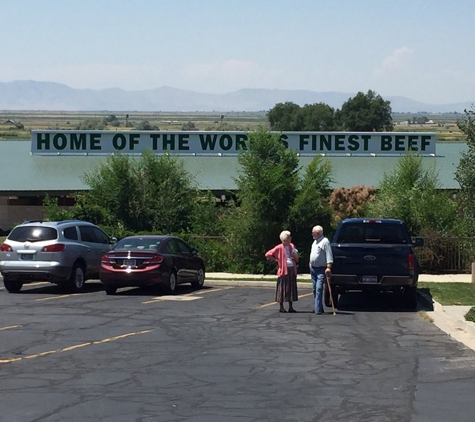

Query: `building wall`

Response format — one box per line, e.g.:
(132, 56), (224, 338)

(0, 200), (46, 233)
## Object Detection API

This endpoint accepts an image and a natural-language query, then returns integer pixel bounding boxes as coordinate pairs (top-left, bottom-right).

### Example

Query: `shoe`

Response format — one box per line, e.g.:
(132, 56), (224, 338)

(279, 309), (287, 313)
(288, 309), (297, 313)
(316, 312), (323, 315)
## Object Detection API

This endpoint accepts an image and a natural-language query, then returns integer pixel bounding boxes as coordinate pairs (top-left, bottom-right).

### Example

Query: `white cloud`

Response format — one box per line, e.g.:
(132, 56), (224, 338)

(374, 47), (414, 76)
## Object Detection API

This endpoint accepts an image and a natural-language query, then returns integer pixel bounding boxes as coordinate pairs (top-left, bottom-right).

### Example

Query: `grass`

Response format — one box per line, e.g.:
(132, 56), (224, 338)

(418, 282), (475, 323)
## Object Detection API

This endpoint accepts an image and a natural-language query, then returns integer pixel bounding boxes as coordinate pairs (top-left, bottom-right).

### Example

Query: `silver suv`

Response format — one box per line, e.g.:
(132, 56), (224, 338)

(0, 220), (116, 293)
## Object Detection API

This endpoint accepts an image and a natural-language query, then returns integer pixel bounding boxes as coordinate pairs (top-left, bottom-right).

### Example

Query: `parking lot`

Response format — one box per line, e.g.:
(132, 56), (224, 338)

(2, 279), (475, 422)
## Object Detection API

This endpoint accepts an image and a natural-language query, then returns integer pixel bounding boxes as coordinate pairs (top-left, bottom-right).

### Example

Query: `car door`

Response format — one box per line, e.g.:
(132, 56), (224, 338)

(175, 238), (200, 280)
(78, 225), (113, 277)
(166, 238), (189, 283)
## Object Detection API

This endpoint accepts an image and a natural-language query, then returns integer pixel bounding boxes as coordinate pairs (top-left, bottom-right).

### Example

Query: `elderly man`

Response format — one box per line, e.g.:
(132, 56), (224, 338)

(309, 225), (333, 314)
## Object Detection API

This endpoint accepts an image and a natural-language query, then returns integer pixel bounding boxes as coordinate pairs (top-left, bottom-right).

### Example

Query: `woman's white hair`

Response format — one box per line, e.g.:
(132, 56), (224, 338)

(279, 230), (291, 242)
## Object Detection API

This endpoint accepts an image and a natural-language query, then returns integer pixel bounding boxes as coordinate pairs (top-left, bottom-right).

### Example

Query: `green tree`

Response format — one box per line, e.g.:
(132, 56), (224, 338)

(78, 151), (200, 234)
(267, 102), (336, 131)
(288, 156), (334, 271)
(224, 128), (299, 273)
(455, 106), (475, 234)
(267, 102), (301, 130)
(300, 103), (336, 131)
(336, 90), (394, 132)
(367, 153), (459, 236)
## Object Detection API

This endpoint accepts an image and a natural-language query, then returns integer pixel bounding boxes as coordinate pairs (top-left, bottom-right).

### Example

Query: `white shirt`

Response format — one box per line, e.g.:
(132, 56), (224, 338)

(309, 236), (333, 268)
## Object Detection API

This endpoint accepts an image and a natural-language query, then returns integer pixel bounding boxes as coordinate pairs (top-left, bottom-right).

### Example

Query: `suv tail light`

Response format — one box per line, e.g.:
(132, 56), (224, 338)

(1, 243), (12, 252)
(42, 244), (65, 252)
(407, 253), (415, 270)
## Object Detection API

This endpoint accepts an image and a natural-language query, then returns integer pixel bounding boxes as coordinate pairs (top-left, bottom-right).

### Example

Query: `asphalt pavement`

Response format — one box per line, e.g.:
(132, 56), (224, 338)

(207, 272), (475, 353)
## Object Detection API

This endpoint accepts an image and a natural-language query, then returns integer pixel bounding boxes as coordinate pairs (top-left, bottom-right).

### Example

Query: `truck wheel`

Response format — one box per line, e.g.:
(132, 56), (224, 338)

(403, 286), (418, 309)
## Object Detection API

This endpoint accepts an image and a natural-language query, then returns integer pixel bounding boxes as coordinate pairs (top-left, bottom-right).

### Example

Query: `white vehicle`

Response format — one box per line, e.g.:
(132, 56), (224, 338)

(0, 220), (116, 293)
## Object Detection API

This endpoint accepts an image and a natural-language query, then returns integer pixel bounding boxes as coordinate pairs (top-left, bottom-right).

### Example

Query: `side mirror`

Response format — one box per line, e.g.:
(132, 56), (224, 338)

(110, 237), (117, 244)
(191, 248), (198, 255)
(413, 237), (424, 247)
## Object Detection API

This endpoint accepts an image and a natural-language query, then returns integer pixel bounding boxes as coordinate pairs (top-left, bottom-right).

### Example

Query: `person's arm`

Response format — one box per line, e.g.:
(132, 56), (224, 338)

(291, 244), (299, 263)
(324, 240), (333, 275)
(265, 245), (278, 261)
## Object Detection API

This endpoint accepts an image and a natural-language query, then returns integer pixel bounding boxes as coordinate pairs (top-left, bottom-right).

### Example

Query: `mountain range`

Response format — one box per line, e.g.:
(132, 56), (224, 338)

(0, 80), (472, 113)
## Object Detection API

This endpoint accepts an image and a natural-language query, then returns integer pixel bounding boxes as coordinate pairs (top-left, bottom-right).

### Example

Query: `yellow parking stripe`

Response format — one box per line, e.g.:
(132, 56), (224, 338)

(0, 325), (21, 331)
(36, 294), (79, 301)
(0, 329), (153, 365)
(142, 286), (233, 304)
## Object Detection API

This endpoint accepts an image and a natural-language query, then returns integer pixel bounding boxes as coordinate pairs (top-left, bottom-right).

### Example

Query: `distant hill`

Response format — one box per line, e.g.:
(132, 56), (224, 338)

(0, 80), (472, 113)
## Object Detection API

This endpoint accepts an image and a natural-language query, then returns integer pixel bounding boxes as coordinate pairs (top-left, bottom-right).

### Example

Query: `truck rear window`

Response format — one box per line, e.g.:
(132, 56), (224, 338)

(336, 224), (407, 244)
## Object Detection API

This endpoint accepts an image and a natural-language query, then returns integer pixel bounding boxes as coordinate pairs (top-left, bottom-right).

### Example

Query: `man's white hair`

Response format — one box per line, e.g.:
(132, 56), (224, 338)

(312, 225), (323, 234)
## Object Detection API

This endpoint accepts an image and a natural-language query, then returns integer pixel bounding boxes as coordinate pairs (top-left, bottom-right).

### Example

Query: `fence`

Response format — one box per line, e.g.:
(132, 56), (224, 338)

(418, 237), (475, 273)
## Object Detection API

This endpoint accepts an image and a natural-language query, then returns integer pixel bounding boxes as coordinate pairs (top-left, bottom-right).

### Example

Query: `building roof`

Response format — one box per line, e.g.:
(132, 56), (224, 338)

(0, 140), (466, 195)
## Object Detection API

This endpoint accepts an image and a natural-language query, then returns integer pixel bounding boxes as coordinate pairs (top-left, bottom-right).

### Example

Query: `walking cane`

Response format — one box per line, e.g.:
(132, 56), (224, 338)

(326, 275), (337, 315)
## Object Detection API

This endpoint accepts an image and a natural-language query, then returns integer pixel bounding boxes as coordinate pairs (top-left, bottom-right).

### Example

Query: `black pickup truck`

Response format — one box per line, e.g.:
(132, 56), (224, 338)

(327, 218), (424, 309)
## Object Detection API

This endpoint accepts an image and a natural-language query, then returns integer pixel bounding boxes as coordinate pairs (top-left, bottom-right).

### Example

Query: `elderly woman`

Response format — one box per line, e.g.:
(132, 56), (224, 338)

(265, 230), (299, 313)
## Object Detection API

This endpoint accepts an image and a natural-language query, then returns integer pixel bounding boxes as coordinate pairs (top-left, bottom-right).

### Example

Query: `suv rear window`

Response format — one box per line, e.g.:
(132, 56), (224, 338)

(337, 223), (407, 244)
(8, 226), (58, 242)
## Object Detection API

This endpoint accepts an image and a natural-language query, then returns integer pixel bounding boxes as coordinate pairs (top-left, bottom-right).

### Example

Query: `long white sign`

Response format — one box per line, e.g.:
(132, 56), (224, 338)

(31, 130), (437, 156)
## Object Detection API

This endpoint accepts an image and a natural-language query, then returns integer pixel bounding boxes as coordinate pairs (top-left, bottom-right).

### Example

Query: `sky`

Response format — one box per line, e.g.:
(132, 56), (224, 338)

(1, 0), (474, 105)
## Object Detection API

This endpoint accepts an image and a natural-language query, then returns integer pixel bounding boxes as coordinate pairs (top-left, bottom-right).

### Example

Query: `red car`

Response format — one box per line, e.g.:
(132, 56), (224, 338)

(100, 235), (205, 295)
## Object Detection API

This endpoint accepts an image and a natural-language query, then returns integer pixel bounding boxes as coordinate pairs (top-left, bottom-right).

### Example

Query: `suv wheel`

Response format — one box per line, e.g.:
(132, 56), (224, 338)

(68, 264), (85, 292)
(4, 279), (23, 293)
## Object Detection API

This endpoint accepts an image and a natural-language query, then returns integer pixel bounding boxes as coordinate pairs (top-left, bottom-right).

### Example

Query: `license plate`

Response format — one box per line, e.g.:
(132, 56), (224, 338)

(123, 259), (136, 267)
(20, 254), (34, 260)
(362, 275), (378, 283)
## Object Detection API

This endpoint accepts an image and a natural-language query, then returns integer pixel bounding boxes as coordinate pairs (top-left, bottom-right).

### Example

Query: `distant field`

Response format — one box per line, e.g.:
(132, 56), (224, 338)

(0, 110), (467, 142)
(0, 110), (269, 140)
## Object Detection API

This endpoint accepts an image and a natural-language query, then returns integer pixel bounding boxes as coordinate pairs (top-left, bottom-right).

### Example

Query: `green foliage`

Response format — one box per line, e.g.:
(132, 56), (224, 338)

(455, 106), (475, 234)
(80, 151), (200, 233)
(267, 102), (301, 130)
(75, 118), (106, 130)
(224, 128), (300, 273)
(418, 282), (475, 306)
(181, 121), (197, 130)
(42, 194), (74, 221)
(134, 120), (159, 130)
(336, 90), (394, 132)
(267, 101), (335, 131)
(288, 157), (334, 272)
(367, 154), (459, 235)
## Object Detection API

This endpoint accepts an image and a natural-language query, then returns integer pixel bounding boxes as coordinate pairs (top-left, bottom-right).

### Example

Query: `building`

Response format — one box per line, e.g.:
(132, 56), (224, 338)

(0, 131), (466, 232)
